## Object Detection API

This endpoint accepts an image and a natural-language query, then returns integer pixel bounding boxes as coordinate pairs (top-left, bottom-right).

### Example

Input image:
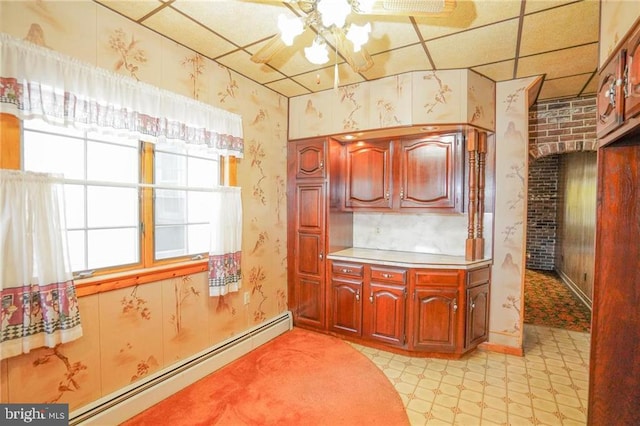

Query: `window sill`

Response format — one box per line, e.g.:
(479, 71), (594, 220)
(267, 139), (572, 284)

(75, 259), (209, 297)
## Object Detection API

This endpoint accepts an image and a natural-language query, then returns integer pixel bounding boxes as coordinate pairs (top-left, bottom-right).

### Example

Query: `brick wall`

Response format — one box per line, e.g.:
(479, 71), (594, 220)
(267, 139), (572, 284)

(526, 155), (559, 270)
(526, 95), (597, 270)
(529, 96), (597, 158)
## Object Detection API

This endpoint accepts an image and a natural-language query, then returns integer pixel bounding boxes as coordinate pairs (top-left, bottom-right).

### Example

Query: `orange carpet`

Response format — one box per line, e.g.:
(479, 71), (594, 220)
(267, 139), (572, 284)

(122, 327), (409, 426)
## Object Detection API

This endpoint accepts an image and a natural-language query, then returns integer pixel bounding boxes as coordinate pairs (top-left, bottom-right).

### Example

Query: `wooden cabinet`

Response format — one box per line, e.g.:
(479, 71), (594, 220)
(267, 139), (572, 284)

(465, 266), (490, 349)
(624, 23), (640, 120)
(410, 269), (463, 352)
(330, 261), (363, 337)
(292, 181), (326, 328)
(344, 140), (393, 209)
(288, 139), (328, 330)
(343, 133), (463, 212)
(399, 135), (463, 209)
(364, 266), (407, 346)
(329, 261), (407, 347)
(596, 50), (625, 138)
(294, 138), (326, 179)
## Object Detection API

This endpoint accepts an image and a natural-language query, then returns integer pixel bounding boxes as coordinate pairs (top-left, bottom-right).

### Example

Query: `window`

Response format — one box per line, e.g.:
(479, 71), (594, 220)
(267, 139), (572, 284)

(21, 120), (220, 275)
(154, 142), (219, 260)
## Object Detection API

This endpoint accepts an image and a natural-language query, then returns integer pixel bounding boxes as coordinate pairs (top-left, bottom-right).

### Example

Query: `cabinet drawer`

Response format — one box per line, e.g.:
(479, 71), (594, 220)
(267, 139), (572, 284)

(467, 267), (490, 287)
(332, 262), (364, 277)
(414, 270), (461, 287)
(370, 266), (407, 284)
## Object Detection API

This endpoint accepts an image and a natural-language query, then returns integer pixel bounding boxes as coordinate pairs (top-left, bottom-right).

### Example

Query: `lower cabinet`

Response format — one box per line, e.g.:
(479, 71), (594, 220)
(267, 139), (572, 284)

(329, 260), (491, 357)
(330, 261), (407, 347)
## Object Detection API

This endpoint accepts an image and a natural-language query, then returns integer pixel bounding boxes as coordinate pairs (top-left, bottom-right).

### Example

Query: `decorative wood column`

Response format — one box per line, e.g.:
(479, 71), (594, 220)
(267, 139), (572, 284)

(465, 128), (487, 261)
(474, 132), (486, 260)
(466, 129), (477, 260)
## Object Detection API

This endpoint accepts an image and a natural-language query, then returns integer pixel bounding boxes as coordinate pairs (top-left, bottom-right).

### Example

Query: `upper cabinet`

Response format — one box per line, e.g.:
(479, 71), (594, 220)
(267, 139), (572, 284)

(597, 20), (640, 141)
(293, 138), (326, 179)
(399, 134), (463, 210)
(625, 23), (640, 120)
(343, 133), (463, 213)
(596, 50), (625, 139)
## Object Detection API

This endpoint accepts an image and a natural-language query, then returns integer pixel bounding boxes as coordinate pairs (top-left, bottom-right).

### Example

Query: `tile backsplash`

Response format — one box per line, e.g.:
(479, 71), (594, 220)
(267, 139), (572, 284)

(353, 212), (493, 257)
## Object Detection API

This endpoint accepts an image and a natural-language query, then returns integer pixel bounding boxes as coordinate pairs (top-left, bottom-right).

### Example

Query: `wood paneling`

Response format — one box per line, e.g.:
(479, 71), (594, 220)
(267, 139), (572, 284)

(556, 152), (596, 304)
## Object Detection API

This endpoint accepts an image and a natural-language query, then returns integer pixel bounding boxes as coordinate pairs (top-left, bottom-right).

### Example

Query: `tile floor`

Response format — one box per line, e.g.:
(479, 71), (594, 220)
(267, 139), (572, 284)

(350, 325), (591, 425)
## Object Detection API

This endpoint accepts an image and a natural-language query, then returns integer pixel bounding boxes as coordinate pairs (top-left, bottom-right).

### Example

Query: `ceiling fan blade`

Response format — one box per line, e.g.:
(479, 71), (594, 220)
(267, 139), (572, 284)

(332, 28), (374, 73)
(250, 35), (287, 64)
(357, 0), (457, 17)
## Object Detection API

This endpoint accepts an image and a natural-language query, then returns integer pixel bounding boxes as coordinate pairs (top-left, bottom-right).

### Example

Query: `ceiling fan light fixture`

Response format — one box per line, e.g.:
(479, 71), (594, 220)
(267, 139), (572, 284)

(278, 14), (304, 46)
(346, 22), (371, 52)
(305, 37), (330, 64)
(317, 0), (351, 28)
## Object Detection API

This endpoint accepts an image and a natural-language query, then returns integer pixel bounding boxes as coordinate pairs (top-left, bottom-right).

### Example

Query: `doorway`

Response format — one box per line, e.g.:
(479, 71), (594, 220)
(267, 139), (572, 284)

(525, 152), (595, 333)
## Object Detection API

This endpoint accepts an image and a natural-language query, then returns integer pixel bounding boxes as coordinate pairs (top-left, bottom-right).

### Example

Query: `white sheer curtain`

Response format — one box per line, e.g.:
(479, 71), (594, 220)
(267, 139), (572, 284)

(208, 187), (242, 296)
(0, 32), (243, 157)
(0, 170), (83, 360)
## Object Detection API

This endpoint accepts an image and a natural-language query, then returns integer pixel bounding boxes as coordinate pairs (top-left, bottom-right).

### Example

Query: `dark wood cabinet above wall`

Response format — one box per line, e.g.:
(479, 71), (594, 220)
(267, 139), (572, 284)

(343, 133), (464, 213)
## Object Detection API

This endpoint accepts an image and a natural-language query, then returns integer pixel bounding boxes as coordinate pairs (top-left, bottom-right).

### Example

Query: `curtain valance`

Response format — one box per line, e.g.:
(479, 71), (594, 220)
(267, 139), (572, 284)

(0, 33), (243, 157)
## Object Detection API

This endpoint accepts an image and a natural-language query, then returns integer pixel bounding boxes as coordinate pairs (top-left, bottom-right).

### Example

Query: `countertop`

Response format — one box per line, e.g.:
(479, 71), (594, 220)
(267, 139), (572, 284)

(327, 248), (492, 269)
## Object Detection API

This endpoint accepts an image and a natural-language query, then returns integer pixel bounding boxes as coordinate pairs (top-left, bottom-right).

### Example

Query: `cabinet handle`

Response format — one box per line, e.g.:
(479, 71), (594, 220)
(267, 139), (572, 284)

(319, 160), (324, 169)
(319, 252), (324, 260)
(400, 188), (404, 199)
(471, 302), (476, 310)
(341, 268), (352, 273)
(381, 273), (393, 278)
(453, 299), (458, 312)
(369, 294), (373, 303)
(385, 191), (390, 200)
(623, 62), (630, 98)
(356, 291), (360, 301)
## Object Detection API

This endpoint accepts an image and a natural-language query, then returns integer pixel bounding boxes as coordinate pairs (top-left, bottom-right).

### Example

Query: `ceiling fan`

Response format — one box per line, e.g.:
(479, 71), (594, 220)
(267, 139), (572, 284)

(249, 0), (457, 73)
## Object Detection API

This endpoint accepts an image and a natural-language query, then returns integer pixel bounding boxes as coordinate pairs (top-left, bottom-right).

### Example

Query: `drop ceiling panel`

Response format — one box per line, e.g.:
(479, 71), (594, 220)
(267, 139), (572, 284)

(472, 60), (515, 82)
(142, 6), (238, 59)
(517, 43), (598, 81)
(537, 73), (594, 100)
(519, 1), (599, 57)
(427, 19), (519, 69)
(349, 15), (421, 55)
(95, 0), (164, 21)
(415, 0), (522, 41)
(216, 49), (286, 84)
(362, 44), (434, 80)
(293, 63), (365, 92)
(171, 0), (292, 47)
(265, 78), (310, 98)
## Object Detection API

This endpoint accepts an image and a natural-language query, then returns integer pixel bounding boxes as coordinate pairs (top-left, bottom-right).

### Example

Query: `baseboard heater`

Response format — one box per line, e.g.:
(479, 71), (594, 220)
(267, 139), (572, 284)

(70, 311), (293, 425)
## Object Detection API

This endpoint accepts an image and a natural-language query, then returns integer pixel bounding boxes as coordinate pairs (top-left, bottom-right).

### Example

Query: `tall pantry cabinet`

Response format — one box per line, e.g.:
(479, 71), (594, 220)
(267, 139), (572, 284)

(287, 137), (352, 329)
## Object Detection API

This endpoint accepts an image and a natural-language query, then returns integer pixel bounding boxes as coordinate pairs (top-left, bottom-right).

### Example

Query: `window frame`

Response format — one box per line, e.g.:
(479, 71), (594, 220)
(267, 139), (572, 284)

(1, 113), (236, 297)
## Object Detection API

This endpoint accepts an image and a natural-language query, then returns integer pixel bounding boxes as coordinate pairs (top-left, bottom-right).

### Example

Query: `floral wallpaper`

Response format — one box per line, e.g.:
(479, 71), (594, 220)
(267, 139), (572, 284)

(490, 76), (542, 349)
(0, 0), (288, 413)
(289, 69), (495, 140)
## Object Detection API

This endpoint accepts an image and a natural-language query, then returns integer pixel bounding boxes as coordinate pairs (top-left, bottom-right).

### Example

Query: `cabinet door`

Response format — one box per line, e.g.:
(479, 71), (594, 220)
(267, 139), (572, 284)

(294, 182), (326, 328)
(625, 25), (640, 119)
(399, 134), (462, 210)
(363, 282), (406, 346)
(294, 139), (326, 179)
(597, 51), (625, 139)
(344, 140), (393, 208)
(412, 287), (459, 352)
(330, 277), (363, 337)
(466, 283), (489, 349)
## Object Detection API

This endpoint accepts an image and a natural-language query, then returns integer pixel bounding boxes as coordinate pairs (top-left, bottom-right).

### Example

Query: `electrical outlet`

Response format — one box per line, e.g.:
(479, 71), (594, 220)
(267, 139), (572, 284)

(243, 291), (250, 305)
